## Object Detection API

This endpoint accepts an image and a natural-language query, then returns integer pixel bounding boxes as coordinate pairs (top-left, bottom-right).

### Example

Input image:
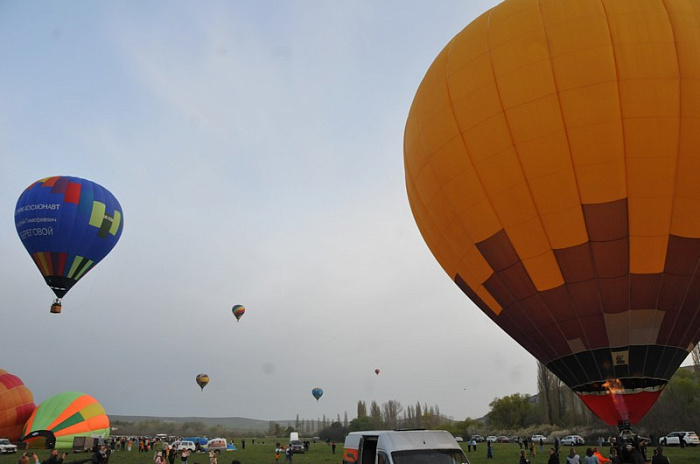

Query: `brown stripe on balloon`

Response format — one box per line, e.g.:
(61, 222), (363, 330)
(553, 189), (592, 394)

(664, 235), (700, 274)
(500, 304), (551, 361)
(679, 276), (700, 347)
(483, 274), (516, 309)
(630, 274), (662, 309)
(658, 274), (692, 312)
(598, 276), (629, 314)
(591, 238), (629, 278)
(455, 273), (498, 320)
(498, 262), (538, 300)
(578, 313), (608, 349)
(581, 199), (628, 242)
(554, 243), (595, 283)
(541, 286), (576, 323)
(567, 280), (603, 317)
(476, 229), (520, 271)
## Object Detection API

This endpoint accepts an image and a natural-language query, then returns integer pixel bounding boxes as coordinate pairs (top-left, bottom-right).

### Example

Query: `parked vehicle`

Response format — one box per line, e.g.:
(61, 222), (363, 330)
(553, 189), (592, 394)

(205, 438), (236, 453)
(659, 431), (700, 446)
(531, 435), (546, 444)
(0, 439), (17, 454)
(290, 440), (305, 453)
(455, 437), (464, 442)
(342, 430), (469, 464)
(470, 435), (484, 442)
(496, 436), (509, 443)
(171, 440), (197, 452)
(486, 436), (497, 443)
(560, 435), (585, 446)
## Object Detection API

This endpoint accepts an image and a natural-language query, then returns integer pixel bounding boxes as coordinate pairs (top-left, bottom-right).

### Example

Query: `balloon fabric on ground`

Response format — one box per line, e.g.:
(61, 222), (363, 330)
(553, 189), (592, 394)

(404, 0), (700, 426)
(21, 391), (109, 449)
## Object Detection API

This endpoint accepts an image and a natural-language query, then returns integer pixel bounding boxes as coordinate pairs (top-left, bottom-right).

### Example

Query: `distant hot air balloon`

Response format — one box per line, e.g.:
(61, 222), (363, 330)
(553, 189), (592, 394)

(0, 369), (35, 441)
(196, 373), (209, 391)
(311, 387), (323, 401)
(374, 369), (380, 376)
(14, 176), (124, 314)
(232, 305), (245, 322)
(404, 0), (700, 426)
(21, 392), (109, 449)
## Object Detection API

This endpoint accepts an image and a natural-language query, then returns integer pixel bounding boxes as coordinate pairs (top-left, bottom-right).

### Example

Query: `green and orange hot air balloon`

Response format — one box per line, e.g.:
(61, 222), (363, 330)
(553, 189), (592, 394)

(0, 369), (35, 441)
(21, 392), (109, 449)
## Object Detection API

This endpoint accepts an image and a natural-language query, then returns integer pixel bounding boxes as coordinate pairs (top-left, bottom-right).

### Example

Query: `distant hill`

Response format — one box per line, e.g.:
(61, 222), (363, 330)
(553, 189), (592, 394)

(109, 415), (295, 433)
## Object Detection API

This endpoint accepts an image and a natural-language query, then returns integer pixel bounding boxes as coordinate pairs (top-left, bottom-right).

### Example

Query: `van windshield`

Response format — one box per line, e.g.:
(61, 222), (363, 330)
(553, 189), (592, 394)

(391, 449), (469, 464)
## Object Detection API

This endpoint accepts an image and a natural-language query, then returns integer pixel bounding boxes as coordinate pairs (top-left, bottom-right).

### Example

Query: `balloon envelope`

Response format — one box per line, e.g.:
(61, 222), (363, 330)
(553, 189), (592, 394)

(0, 369), (35, 441)
(404, 0), (700, 426)
(232, 305), (245, 321)
(311, 387), (323, 401)
(15, 176), (124, 300)
(374, 369), (380, 376)
(196, 373), (210, 390)
(21, 392), (109, 449)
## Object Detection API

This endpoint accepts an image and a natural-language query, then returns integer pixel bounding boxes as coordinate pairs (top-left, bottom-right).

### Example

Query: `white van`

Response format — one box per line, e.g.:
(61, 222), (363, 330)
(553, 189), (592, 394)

(342, 430), (469, 464)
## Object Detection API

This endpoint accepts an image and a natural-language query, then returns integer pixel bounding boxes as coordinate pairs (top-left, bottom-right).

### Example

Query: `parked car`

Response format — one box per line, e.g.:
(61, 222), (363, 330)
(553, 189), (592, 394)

(560, 435), (585, 446)
(0, 439), (17, 454)
(290, 440), (305, 453)
(486, 436), (497, 443)
(531, 435), (547, 444)
(659, 431), (700, 446)
(454, 437), (463, 442)
(171, 440), (197, 452)
(471, 435), (484, 442)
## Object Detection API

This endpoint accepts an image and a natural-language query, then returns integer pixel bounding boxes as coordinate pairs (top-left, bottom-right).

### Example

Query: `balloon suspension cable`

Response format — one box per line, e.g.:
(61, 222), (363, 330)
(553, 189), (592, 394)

(50, 298), (62, 314)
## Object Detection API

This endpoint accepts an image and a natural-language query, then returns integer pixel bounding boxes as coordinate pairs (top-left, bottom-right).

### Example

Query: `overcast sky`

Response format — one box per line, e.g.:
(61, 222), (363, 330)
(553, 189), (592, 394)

(4, 0), (682, 425)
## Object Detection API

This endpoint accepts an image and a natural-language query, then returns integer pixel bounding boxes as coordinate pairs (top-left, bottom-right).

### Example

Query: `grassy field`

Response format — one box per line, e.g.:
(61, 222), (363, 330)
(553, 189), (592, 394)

(1, 441), (698, 464)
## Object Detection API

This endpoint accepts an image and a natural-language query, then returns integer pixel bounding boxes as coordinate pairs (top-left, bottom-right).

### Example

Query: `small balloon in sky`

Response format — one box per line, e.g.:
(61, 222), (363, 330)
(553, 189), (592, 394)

(232, 304), (245, 321)
(196, 373), (209, 391)
(311, 387), (323, 401)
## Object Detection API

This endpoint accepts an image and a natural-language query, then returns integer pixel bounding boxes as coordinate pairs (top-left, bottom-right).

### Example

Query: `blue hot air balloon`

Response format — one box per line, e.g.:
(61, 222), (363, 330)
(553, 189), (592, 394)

(15, 176), (124, 313)
(311, 387), (323, 401)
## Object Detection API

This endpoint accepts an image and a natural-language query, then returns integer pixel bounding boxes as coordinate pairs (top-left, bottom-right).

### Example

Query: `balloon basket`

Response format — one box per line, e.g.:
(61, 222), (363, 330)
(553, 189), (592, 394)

(50, 300), (62, 314)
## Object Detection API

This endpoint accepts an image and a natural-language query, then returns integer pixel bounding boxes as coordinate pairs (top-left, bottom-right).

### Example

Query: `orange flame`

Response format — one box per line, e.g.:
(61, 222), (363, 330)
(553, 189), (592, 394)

(602, 379), (628, 421)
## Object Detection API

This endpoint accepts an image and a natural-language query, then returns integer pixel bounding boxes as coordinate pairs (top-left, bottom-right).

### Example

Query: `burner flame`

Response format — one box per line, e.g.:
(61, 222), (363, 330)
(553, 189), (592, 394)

(602, 379), (628, 421)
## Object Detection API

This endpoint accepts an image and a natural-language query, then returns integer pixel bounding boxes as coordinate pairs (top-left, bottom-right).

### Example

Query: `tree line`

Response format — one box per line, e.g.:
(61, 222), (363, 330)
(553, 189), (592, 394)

(113, 352), (700, 440)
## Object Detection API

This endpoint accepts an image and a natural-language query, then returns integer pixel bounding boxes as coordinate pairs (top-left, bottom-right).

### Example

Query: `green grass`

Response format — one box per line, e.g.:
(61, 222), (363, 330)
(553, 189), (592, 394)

(1, 441), (698, 464)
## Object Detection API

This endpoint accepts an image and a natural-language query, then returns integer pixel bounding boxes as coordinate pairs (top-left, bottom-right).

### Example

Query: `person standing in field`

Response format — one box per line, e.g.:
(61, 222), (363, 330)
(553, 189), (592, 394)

(566, 449), (581, 464)
(520, 449), (530, 464)
(548, 448), (560, 464)
(651, 446), (669, 464)
(275, 446), (282, 463)
(180, 448), (190, 464)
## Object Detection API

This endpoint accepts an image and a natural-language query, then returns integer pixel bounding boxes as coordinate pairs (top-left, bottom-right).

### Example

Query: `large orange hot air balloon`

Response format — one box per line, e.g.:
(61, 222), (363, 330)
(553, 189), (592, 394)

(405, 0), (700, 426)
